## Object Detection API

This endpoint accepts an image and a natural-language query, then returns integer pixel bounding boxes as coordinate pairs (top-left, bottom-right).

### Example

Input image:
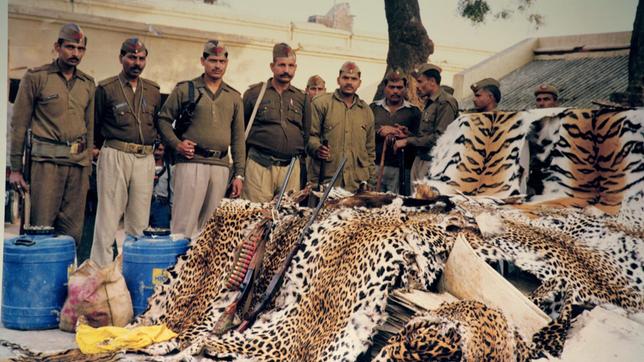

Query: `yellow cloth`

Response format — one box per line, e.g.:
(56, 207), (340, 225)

(76, 323), (177, 354)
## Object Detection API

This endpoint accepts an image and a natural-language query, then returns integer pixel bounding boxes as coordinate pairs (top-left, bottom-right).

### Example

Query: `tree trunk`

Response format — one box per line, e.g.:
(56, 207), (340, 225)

(374, 0), (434, 102)
(627, 0), (644, 106)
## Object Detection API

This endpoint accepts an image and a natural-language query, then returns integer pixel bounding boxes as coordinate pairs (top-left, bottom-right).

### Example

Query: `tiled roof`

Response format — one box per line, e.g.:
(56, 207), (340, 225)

(464, 55), (629, 111)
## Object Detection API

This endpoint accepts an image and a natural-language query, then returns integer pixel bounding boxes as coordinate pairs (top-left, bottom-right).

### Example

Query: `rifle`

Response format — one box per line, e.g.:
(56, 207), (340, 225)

(173, 81), (203, 140)
(19, 129), (33, 235)
(237, 156), (347, 332)
(398, 147), (406, 196)
(213, 157), (297, 335)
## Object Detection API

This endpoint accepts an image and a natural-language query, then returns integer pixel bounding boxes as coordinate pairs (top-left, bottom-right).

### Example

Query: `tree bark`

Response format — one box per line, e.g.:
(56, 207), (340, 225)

(627, 0), (644, 106)
(374, 0), (434, 102)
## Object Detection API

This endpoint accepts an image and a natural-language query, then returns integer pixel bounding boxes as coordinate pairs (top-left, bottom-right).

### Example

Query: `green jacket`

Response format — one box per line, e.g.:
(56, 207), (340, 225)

(10, 60), (95, 170)
(157, 75), (246, 177)
(407, 89), (459, 161)
(307, 89), (375, 192)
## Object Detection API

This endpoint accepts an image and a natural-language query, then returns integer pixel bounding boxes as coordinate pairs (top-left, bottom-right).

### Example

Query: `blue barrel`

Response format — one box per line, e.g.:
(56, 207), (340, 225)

(2, 227), (75, 330)
(122, 229), (190, 316)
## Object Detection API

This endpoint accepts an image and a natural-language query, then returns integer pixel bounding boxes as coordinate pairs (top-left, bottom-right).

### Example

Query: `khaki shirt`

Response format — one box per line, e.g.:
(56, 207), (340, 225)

(307, 89), (376, 192)
(157, 75), (245, 177)
(95, 73), (161, 147)
(370, 99), (421, 168)
(243, 79), (310, 159)
(10, 60), (95, 170)
(407, 89), (459, 161)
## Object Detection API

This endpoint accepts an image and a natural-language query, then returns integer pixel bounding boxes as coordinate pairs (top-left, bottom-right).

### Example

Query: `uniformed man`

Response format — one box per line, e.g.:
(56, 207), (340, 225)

(89, 38), (160, 266)
(9, 23), (95, 245)
(307, 61), (376, 192)
(242, 43), (309, 202)
(471, 77), (501, 112)
(394, 63), (459, 187)
(370, 69), (420, 195)
(157, 40), (245, 239)
(534, 83), (559, 108)
(305, 75), (326, 98)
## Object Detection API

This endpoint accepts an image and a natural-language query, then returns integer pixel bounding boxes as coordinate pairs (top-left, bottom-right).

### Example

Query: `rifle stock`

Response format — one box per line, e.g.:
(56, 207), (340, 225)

(19, 129), (33, 234)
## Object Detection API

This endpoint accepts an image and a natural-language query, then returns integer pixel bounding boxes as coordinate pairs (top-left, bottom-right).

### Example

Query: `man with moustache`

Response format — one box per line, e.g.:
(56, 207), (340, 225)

(394, 63), (458, 186)
(305, 75), (326, 99)
(9, 23), (95, 245)
(371, 69), (420, 195)
(90, 38), (161, 266)
(534, 84), (559, 108)
(242, 43), (309, 202)
(157, 40), (245, 239)
(471, 78), (501, 112)
(307, 61), (375, 192)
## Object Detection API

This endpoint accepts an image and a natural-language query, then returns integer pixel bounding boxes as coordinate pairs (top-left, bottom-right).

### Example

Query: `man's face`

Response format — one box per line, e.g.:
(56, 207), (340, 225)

(473, 89), (494, 111)
(415, 74), (438, 98)
(536, 93), (558, 108)
(337, 73), (361, 97)
(201, 54), (228, 80)
(306, 84), (326, 98)
(120, 50), (147, 79)
(154, 143), (165, 161)
(271, 56), (297, 84)
(384, 79), (406, 105)
(55, 40), (86, 67)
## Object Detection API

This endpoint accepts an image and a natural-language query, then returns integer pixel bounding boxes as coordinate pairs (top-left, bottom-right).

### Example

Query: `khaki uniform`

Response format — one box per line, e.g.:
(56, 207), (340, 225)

(306, 89), (375, 192)
(10, 60), (95, 244)
(370, 99), (421, 194)
(242, 80), (309, 202)
(407, 89), (459, 185)
(90, 73), (161, 266)
(158, 75), (245, 239)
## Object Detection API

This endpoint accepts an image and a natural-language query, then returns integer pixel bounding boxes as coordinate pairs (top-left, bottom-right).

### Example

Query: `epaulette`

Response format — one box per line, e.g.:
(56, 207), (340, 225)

(224, 82), (240, 95)
(176, 80), (191, 87)
(26, 64), (50, 73)
(247, 82), (263, 90)
(142, 78), (160, 89)
(98, 76), (119, 87)
(75, 68), (94, 82)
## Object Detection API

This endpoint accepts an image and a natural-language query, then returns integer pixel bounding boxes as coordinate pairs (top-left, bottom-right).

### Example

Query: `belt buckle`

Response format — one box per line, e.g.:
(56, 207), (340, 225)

(70, 143), (80, 154)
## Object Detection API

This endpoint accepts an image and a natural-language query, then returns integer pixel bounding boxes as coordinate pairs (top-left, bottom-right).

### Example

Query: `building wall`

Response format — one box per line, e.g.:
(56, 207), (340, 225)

(8, 0), (492, 100)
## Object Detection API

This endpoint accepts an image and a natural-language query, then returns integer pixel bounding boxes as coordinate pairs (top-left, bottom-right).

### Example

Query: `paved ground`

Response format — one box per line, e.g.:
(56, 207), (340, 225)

(0, 326), (78, 358)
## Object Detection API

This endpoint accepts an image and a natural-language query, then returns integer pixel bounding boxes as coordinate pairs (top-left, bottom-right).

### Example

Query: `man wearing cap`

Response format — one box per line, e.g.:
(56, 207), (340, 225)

(242, 42), (309, 202)
(394, 63), (459, 187)
(370, 68), (420, 195)
(305, 75), (327, 98)
(535, 84), (559, 108)
(307, 61), (376, 192)
(471, 78), (501, 112)
(9, 23), (95, 245)
(157, 40), (245, 239)
(89, 37), (161, 266)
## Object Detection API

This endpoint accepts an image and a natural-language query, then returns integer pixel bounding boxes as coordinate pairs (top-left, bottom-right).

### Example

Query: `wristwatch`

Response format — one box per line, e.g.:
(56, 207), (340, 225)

(235, 175), (245, 181)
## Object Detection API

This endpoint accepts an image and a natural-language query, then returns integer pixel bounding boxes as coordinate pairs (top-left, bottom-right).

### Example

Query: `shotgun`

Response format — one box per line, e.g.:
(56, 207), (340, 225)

(213, 157), (297, 335)
(237, 156), (347, 332)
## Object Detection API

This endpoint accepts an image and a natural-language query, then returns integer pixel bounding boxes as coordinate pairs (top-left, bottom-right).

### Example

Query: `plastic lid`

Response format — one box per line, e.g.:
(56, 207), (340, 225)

(24, 225), (55, 235)
(143, 227), (171, 237)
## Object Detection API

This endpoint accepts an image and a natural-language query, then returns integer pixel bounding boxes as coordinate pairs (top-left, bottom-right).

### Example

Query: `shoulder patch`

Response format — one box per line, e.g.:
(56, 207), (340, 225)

(98, 76), (119, 87)
(142, 78), (160, 89)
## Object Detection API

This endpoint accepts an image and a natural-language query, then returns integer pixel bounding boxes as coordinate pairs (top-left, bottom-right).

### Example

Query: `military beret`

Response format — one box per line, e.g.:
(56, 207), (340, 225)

(203, 39), (228, 57)
(441, 85), (455, 95)
(306, 75), (326, 88)
(470, 78), (500, 93)
(273, 42), (295, 59)
(534, 83), (558, 98)
(339, 61), (361, 76)
(384, 68), (407, 84)
(412, 63), (442, 78)
(58, 23), (86, 45)
(121, 37), (147, 55)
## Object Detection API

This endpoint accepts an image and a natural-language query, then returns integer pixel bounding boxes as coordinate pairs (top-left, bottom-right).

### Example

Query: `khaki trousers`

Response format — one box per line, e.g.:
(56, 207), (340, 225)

(90, 147), (154, 267)
(241, 157), (300, 203)
(410, 157), (431, 194)
(30, 161), (90, 245)
(171, 163), (229, 240)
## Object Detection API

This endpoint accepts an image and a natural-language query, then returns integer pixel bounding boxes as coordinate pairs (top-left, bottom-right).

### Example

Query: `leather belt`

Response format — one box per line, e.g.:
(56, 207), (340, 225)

(32, 135), (86, 156)
(248, 147), (293, 167)
(105, 139), (154, 155)
(194, 145), (228, 159)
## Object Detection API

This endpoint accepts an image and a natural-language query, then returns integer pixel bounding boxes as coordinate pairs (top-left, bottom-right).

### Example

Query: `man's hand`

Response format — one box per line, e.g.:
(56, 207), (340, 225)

(9, 170), (29, 196)
(230, 178), (243, 198)
(92, 146), (100, 161)
(316, 144), (331, 160)
(177, 139), (197, 159)
(378, 125), (398, 137)
(393, 138), (408, 152)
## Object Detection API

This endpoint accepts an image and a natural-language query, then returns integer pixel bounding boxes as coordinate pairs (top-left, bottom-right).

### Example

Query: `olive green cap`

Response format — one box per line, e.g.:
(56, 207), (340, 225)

(203, 39), (228, 57)
(58, 23), (86, 45)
